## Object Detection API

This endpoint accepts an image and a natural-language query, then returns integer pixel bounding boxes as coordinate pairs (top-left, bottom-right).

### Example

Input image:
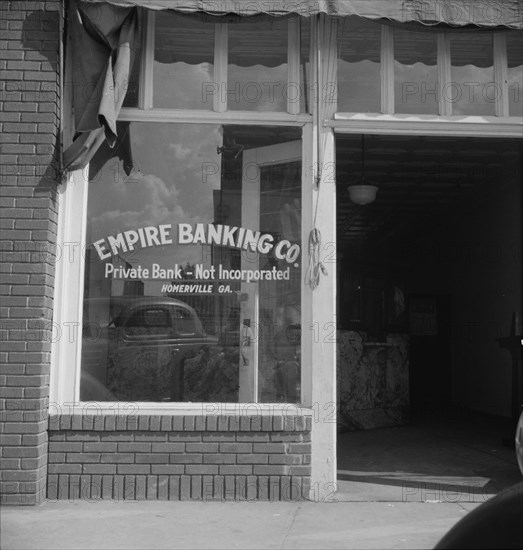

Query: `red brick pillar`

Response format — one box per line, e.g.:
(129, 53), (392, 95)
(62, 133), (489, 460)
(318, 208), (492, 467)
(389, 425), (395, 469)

(0, 0), (62, 505)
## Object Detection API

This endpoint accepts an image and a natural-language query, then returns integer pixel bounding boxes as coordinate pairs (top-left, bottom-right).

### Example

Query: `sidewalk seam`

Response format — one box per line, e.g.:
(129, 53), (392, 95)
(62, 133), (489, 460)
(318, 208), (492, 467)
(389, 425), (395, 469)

(279, 503), (302, 549)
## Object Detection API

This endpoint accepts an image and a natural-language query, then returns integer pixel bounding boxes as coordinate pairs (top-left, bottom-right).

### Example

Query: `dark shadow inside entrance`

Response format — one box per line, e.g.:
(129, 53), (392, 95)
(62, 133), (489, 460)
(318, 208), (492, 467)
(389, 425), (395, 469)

(335, 135), (522, 501)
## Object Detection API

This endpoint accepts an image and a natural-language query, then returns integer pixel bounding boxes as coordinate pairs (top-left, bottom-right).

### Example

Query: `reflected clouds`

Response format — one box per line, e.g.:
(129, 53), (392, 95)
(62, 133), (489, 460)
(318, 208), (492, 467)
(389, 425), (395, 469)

(87, 123), (223, 279)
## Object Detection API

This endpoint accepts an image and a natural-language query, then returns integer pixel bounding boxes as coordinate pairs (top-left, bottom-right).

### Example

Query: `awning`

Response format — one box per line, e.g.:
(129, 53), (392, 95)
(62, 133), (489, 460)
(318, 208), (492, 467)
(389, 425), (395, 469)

(63, 0), (522, 175)
(80, 0), (522, 28)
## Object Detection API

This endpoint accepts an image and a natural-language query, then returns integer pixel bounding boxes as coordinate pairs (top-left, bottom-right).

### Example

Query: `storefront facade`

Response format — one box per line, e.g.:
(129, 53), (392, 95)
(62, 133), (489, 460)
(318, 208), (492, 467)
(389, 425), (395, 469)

(1, 0), (522, 504)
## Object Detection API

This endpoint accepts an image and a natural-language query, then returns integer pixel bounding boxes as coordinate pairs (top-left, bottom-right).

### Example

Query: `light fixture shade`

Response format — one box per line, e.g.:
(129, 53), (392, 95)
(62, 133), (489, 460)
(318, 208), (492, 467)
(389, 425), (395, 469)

(348, 184), (378, 205)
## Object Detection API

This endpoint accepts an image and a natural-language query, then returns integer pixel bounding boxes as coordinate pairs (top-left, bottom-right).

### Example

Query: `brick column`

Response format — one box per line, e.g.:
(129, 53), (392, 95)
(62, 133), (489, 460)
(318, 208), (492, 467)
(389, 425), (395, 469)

(0, 0), (62, 505)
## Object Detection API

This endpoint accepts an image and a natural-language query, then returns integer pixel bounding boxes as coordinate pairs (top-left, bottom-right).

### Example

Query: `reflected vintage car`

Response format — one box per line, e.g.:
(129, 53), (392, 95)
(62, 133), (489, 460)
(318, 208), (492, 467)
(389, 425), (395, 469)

(81, 297), (219, 402)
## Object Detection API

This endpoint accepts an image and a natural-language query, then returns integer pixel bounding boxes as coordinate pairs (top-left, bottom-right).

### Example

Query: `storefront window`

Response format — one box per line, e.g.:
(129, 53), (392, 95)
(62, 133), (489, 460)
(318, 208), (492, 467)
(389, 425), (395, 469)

(153, 13), (215, 110)
(228, 19), (288, 111)
(450, 33), (495, 116)
(507, 33), (523, 118)
(80, 123), (302, 404)
(394, 29), (438, 115)
(337, 18), (381, 113)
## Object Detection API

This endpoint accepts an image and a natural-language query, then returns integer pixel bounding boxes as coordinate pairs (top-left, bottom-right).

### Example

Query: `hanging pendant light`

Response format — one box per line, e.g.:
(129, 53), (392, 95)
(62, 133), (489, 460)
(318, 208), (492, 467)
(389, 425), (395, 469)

(348, 135), (378, 205)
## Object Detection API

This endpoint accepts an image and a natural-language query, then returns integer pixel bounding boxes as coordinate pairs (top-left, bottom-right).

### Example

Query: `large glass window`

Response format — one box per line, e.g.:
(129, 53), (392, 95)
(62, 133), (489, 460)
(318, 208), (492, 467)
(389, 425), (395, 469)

(337, 18), (381, 113)
(80, 124), (302, 403)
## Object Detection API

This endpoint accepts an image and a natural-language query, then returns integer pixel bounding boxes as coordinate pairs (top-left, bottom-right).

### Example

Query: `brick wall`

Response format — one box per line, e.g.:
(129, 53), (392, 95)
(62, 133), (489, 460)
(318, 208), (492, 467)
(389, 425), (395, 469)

(47, 414), (312, 501)
(0, 0), (62, 504)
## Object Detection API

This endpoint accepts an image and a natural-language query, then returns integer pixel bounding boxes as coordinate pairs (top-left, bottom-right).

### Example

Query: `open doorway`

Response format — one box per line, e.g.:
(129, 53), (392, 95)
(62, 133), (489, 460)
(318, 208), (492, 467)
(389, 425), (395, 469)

(335, 134), (522, 501)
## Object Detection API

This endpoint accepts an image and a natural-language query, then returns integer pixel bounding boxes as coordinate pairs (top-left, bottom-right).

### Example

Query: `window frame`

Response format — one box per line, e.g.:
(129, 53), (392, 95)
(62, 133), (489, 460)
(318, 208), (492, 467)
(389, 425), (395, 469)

(52, 127), (315, 412)
(51, 11), (316, 412)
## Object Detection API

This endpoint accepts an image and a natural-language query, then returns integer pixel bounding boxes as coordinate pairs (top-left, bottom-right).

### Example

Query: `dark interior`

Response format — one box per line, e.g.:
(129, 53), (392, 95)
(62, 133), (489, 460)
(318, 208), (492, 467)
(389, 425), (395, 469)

(336, 134), (522, 413)
(336, 133), (522, 500)
(337, 134), (521, 249)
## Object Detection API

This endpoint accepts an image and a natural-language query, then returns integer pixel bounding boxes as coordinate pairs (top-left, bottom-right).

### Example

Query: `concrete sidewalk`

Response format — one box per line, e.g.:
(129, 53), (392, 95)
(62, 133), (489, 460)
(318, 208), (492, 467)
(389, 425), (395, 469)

(1, 498), (477, 550)
(3, 408), (519, 550)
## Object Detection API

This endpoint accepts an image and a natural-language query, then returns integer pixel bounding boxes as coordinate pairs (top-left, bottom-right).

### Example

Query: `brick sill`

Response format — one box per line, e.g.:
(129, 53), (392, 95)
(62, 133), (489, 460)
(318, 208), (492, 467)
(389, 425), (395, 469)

(48, 411), (313, 432)
(49, 403), (313, 415)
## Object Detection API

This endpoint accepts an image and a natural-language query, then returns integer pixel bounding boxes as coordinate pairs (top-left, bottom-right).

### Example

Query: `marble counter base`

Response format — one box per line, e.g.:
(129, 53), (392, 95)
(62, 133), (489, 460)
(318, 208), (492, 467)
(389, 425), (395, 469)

(337, 331), (410, 431)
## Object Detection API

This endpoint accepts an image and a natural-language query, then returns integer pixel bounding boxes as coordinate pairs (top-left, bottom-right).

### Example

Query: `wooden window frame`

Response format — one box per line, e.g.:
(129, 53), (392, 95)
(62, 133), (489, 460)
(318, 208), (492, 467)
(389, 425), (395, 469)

(52, 129), (316, 413)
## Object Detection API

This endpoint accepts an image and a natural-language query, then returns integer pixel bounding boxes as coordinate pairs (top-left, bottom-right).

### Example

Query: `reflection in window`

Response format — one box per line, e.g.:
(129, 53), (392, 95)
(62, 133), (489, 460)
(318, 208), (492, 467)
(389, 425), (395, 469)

(394, 29), (438, 115)
(507, 33), (523, 118)
(228, 19), (288, 111)
(153, 13), (215, 109)
(338, 18), (381, 113)
(450, 33), (495, 116)
(127, 308), (170, 328)
(80, 123), (302, 404)
(259, 162), (301, 402)
(124, 306), (172, 337)
(173, 306), (201, 336)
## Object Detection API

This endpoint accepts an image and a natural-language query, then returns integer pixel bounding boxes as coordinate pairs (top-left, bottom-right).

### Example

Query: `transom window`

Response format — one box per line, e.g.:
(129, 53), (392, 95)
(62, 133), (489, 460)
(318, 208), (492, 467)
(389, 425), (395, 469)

(337, 18), (522, 118)
(123, 11), (311, 115)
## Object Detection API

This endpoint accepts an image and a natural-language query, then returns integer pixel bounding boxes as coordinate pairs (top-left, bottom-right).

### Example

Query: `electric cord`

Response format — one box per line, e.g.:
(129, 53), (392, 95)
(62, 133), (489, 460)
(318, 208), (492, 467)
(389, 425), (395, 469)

(305, 228), (328, 290)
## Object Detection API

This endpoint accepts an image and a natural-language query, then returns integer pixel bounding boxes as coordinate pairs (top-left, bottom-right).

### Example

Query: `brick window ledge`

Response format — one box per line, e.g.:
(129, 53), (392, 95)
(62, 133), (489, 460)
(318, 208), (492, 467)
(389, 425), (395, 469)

(47, 412), (313, 501)
(48, 411), (313, 432)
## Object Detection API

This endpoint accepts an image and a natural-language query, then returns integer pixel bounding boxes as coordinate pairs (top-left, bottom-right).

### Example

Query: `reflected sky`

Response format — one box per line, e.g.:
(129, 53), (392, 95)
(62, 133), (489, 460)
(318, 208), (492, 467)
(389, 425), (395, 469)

(154, 62), (214, 110)
(87, 123), (223, 293)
